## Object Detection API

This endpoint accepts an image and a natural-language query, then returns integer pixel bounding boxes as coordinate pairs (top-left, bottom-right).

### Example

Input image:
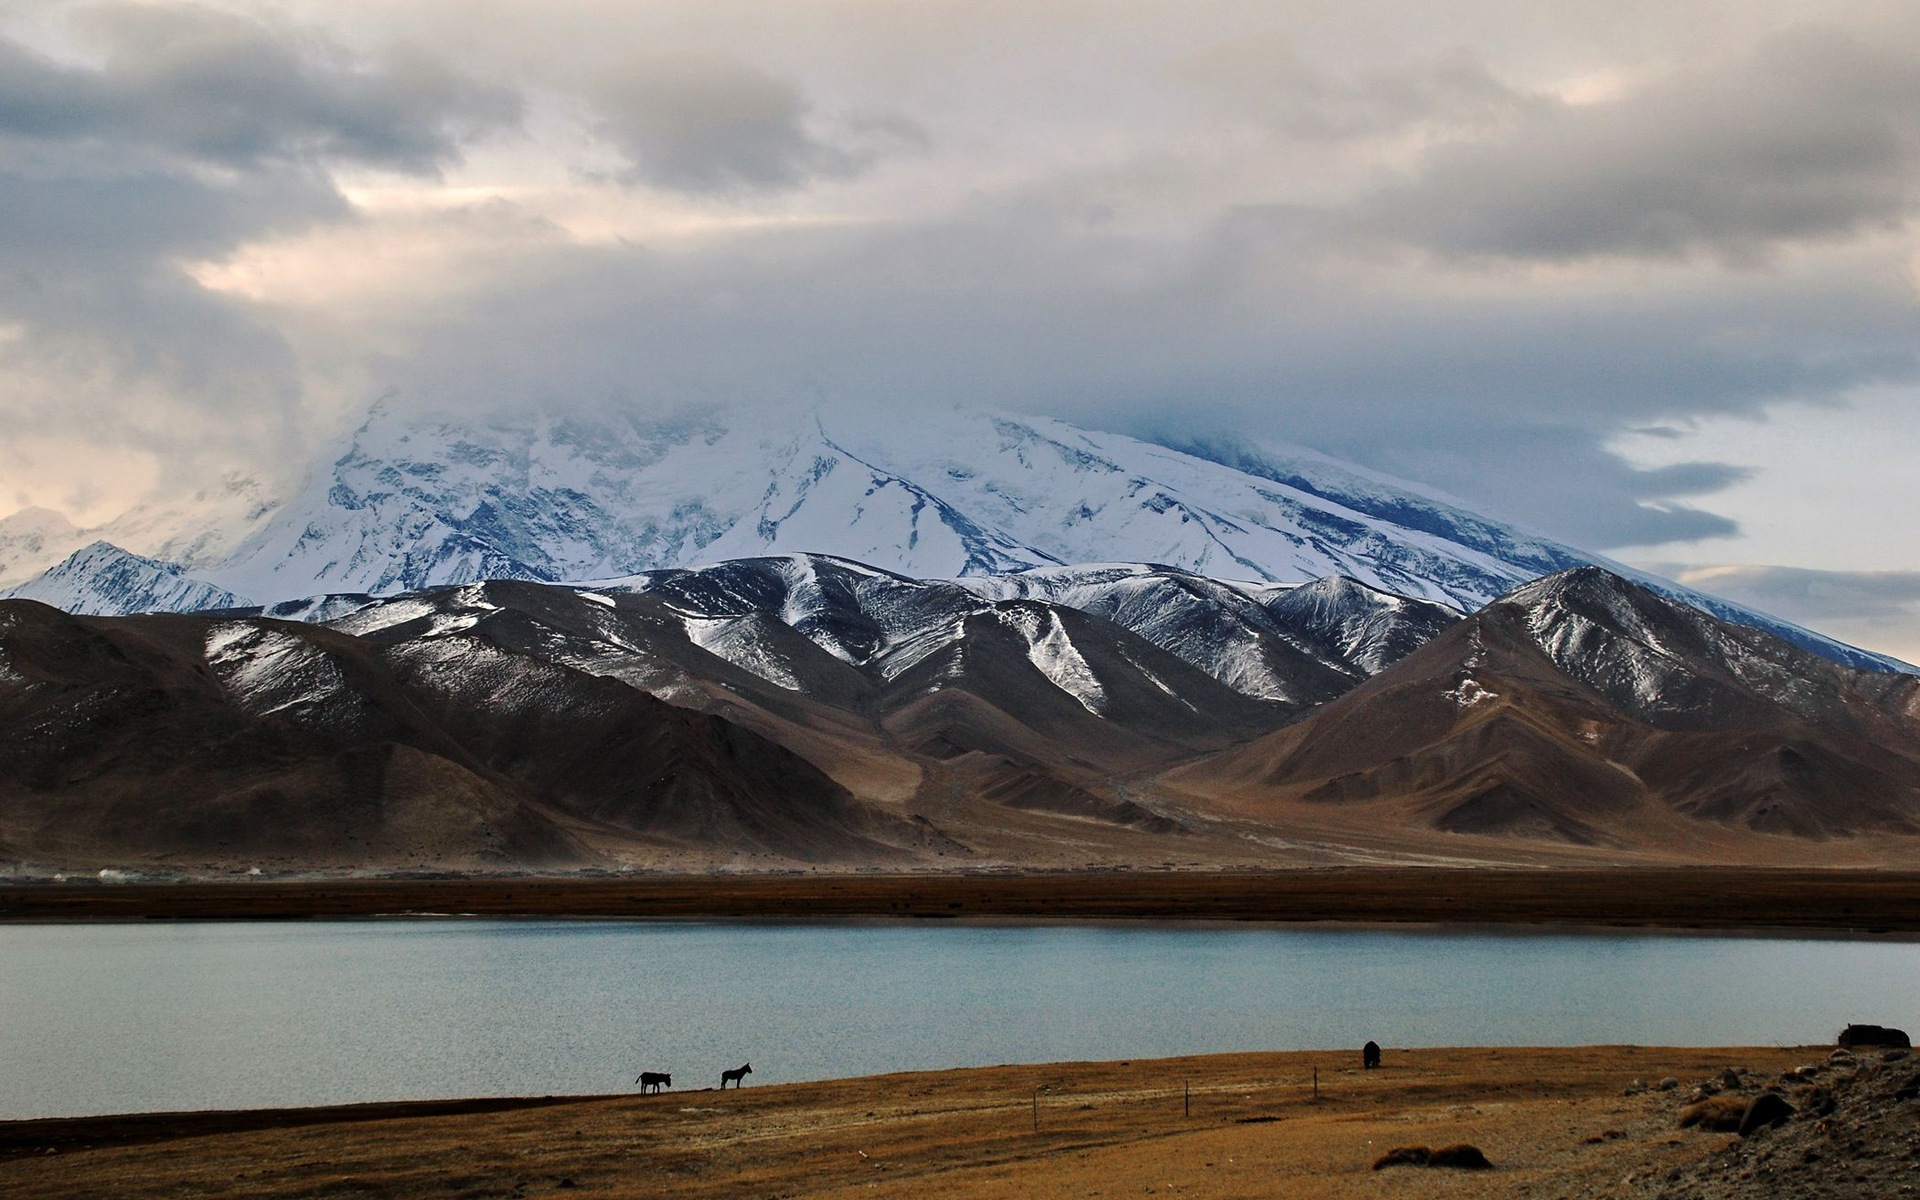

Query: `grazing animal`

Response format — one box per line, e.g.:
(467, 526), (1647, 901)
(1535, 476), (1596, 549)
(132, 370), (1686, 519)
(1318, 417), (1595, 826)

(1362, 1040), (1381, 1069)
(721, 1062), (753, 1089)
(635, 1071), (671, 1095)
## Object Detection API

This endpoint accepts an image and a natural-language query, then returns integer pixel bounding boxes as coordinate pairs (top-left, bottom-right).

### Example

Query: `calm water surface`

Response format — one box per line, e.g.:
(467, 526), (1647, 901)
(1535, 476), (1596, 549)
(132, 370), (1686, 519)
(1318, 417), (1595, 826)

(2, 920), (1913, 1119)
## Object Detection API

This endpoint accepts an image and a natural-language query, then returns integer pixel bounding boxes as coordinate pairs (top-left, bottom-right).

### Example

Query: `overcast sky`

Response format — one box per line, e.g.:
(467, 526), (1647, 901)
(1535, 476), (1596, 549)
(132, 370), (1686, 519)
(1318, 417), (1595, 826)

(0, 0), (1917, 659)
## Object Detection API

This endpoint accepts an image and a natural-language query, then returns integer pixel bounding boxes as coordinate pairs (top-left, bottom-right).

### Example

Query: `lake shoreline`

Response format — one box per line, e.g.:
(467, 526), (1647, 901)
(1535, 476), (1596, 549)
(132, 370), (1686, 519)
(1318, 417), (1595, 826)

(6, 867), (1920, 931)
(0, 1045), (1841, 1199)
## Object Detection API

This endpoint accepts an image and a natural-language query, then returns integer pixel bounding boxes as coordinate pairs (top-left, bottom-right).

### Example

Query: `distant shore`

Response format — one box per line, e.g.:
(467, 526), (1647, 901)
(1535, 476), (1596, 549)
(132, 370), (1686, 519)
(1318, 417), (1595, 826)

(6, 867), (1920, 931)
(0, 1045), (1826, 1199)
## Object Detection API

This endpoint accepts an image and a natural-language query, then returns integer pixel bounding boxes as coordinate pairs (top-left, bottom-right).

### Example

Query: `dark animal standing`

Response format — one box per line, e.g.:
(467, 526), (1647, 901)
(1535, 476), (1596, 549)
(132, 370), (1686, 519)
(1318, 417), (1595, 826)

(1363, 1040), (1381, 1069)
(635, 1071), (671, 1095)
(721, 1062), (753, 1089)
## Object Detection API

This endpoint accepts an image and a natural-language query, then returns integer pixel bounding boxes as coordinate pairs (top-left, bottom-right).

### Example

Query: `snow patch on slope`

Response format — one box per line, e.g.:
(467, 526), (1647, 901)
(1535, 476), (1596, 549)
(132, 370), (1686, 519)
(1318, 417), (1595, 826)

(683, 615), (806, 692)
(997, 604), (1107, 715)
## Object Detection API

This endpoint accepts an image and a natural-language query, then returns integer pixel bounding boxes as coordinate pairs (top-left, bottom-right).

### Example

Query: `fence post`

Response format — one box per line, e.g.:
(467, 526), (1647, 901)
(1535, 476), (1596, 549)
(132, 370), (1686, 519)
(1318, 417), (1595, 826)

(1185, 1078), (1190, 1118)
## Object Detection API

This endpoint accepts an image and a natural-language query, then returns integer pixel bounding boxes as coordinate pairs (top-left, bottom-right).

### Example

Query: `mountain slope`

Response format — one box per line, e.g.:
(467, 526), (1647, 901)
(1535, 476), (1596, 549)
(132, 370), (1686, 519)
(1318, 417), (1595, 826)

(1163, 568), (1920, 854)
(324, 564), (1295, 830)
(8, 542), (251, 616)
(7, 563), (1920, 873)
(7, 401), (1898, 674)
(0, 598), (936, 871)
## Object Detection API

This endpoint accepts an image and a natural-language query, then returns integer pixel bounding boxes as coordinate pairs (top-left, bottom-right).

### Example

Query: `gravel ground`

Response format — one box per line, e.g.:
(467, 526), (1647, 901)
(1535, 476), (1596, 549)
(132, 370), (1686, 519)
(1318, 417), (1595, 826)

(1633, 1046), (1920, 1199)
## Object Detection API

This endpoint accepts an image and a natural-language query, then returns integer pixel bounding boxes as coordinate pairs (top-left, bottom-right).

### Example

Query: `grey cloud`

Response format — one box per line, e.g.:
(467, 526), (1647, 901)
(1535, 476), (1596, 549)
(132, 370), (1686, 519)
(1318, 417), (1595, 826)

(1653, 564), (1920, 621)
(372, 179), (1920, 549)
(0, 2), (520, 172)
(1178, 38), (1545, 141)
(0, 157), (333, 460)
(0, 2), (520, 487)
(1355, 26), (1920, 262)
(0, 167), (342, 270)
(7, 1), (1913, 569)
(589, 54), (896, 194)
(1646, 563), (1920, 665)
(1336, 436), (1752, 547)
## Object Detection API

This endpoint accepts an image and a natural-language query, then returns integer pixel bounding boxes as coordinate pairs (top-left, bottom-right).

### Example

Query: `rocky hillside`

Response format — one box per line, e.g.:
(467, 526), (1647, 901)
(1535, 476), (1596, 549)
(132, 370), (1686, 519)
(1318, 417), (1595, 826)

(5, 563), (1920, 875)
(0, 599), (936, 872)
(1164, 568), (1920, 851)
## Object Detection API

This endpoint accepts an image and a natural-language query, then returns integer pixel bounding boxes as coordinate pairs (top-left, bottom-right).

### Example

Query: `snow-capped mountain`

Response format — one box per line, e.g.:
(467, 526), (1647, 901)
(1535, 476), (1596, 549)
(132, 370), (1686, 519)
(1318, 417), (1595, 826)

(5, 542), (249, 615)
(1167, 567), (1920, 848)
(10, 560), (1916, 872)
(1498, 566), (1920, 732)
(578, 555), (1458, 706)
(3, 400), (1908, 673)
(954, 562), (1457, 702)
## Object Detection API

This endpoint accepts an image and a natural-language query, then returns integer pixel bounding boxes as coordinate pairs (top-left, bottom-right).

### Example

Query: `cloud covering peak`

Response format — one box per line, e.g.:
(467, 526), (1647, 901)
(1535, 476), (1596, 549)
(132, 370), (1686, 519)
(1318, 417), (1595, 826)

(0, 0), (1914, 664)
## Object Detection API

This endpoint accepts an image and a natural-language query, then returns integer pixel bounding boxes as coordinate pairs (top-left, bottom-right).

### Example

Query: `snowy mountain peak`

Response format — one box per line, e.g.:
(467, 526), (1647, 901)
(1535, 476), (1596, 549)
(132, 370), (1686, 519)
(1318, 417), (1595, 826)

(7, 541), (251, 616)
(188, 401), (1578, 609)
(0, 400), (1909, 675)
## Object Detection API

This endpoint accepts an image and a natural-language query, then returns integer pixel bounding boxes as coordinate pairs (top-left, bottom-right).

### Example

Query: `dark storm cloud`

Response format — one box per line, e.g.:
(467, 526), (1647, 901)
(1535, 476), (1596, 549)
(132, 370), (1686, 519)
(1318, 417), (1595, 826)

(589, 53), (911, 194)
(1356, 27), (1920, 262)
(0, 2), (519, 171)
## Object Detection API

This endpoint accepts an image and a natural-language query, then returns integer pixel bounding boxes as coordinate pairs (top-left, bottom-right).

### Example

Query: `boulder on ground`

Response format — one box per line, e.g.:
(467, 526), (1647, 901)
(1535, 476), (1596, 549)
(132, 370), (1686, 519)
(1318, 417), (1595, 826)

(1738, 1092), (1796, 1137)
(1372, 1144), (1493, 1171)
(1803, 1085), (1837, 1117)
(1428, 1145), (1494, 1169)
(1838, 1024), (1910, 1050)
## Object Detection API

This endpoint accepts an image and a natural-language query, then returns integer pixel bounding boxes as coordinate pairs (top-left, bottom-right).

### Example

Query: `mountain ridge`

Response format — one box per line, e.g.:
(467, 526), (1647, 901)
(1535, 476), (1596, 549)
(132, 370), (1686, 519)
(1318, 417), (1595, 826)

(1163, 567), (1920, 850)
(7, 563), (1920, 874)
(0, 402), (1908, 674)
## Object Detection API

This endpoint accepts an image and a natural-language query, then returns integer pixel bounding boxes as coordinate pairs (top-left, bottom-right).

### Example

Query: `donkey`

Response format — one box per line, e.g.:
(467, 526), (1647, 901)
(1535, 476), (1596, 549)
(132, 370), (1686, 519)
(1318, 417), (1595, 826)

(636, 1071), (671, 1095)
(721, 1062), (753, 1089)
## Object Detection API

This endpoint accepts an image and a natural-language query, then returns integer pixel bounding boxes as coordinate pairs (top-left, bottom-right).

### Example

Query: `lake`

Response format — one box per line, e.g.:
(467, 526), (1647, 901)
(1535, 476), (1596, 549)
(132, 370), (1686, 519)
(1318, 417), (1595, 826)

(2, 919), (1912, 1120)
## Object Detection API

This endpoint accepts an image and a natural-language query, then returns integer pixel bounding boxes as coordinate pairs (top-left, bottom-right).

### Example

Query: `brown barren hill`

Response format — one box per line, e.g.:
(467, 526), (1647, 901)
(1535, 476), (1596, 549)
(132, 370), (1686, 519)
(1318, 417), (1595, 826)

(0, 600), (934, 872)
(1164, 568), (1920, 861)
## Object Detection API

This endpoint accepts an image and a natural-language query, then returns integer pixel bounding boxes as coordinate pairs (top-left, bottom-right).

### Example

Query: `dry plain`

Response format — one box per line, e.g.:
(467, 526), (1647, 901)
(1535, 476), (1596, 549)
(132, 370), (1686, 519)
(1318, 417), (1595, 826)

(0, 1046), (1825, 1200)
